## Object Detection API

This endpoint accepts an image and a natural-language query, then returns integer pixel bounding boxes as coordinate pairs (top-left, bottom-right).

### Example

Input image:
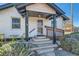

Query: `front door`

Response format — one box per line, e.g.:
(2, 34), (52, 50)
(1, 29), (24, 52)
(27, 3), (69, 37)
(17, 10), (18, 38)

(37, 20), (43, 35)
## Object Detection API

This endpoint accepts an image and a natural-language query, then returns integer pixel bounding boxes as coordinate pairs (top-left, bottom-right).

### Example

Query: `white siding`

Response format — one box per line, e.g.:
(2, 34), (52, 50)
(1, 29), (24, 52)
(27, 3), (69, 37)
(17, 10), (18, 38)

(0, 7), (25, 38)
(28, 17), (51, 37)
(56, 16), (64, 30)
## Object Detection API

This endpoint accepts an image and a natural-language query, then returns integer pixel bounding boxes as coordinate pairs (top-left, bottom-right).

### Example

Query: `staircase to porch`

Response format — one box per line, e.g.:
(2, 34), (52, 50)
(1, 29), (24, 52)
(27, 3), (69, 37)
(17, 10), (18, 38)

(30, 36), (58, 56)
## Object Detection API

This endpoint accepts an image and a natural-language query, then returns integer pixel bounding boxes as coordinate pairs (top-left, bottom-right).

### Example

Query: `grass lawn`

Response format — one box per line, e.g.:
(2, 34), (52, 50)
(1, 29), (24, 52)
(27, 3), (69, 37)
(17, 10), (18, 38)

(70, 32), (79, 35)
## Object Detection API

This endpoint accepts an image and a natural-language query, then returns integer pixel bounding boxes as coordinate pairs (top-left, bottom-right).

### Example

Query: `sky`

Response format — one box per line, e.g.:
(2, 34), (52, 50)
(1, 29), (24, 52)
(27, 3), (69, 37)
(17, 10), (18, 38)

(0, 4), (4, 5)
(0, 3), (79, 27)
(56, 3), (79, 27)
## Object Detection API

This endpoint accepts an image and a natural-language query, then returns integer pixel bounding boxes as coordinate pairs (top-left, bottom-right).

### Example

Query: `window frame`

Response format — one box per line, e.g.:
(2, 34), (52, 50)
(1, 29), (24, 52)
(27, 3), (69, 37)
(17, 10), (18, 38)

(12, 17), (21, 29)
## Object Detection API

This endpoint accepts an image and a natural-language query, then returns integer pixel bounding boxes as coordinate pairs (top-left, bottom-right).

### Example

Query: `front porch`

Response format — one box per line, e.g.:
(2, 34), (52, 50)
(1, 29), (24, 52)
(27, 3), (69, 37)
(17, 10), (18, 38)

(27, 10), (53, 37)
(15, 3), (65, 44)
(27, 10), (64, 41)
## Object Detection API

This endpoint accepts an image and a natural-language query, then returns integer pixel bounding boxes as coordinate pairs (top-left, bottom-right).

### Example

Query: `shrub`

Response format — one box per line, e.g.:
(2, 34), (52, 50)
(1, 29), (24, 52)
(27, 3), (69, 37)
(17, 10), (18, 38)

(60, 38), (79, 55)
(60, 39), (72, 51)
(0, 47), (6, 56)
(0, 42), (3, 47)
(10, 42), (29, 56)
(0, 40), (30, 56)
(0, 43), (13, 56)
(0, 38), (3, 47)
(71, 41), (79, 55)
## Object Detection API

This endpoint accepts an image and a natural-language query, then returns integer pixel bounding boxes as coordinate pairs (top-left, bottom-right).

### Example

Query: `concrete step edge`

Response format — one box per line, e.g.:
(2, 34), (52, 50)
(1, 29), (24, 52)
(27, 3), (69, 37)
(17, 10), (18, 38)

(30, 44), (58, 51)
(36, 48), (54, 54)
(32, 39), (50, 42)
(31, 40), (53, 44)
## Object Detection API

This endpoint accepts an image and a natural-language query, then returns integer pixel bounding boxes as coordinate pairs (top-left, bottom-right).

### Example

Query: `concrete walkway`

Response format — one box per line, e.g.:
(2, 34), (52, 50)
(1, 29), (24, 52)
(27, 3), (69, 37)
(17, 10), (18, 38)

(54, 49), (76, 56)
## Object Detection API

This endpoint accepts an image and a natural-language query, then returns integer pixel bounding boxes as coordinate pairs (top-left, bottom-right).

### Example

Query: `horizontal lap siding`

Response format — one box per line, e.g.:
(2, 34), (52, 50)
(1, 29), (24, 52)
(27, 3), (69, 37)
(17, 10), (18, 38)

(0, 7), (25, 38)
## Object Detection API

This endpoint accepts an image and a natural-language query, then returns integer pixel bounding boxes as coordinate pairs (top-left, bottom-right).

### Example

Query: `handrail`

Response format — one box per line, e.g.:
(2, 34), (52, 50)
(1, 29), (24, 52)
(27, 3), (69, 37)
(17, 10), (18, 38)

(29, 28), (35, 33)
(21, 28), (36, 37)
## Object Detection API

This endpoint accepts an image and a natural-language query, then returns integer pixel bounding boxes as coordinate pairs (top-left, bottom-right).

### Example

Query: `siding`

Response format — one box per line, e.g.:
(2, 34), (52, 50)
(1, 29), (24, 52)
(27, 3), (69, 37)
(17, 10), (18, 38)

(28, 17), (51, 37)
(56, 16), (64, 30)
(26, 3), (56, 14)
(0, 7), (25, 38)
(0, 3), (65, 38)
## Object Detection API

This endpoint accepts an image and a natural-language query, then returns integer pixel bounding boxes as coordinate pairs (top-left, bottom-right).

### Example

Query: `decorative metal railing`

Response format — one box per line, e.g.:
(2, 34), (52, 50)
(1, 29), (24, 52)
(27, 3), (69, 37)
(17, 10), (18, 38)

(29, 28), (35, 33)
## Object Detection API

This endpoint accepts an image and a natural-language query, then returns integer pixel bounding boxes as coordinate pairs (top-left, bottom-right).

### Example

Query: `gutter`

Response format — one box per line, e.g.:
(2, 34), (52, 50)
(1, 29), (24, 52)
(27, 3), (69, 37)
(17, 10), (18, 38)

(0, 3), (14, 10)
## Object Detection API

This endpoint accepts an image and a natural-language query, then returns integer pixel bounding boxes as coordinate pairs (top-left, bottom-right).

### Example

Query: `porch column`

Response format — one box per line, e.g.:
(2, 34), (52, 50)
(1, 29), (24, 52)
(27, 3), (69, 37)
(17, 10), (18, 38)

(25, 12), (28, 40)
(51, 14), (57, 44)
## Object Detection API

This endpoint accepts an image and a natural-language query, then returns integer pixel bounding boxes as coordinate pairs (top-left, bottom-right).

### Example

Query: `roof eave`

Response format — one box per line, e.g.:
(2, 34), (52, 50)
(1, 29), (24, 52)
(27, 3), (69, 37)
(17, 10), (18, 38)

(47, 3), (65, 15)
(61, 15), (69, 20)
(0, 3), (14, 10)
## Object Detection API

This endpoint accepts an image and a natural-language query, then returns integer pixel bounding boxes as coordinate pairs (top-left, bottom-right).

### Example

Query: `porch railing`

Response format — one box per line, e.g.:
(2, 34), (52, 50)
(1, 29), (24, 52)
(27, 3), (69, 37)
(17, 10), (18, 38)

(29, 28), (36, 34)
(45, 26), (64, 38)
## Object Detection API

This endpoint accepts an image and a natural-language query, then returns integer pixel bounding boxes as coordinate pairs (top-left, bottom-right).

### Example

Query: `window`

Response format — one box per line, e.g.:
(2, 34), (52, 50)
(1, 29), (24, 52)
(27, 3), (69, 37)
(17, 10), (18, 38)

(12, 18), (20, 29)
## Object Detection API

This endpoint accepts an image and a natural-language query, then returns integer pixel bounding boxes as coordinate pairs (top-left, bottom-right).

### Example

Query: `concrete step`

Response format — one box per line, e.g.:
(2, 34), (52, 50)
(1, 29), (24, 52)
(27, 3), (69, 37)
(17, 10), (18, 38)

(30, 44), (58, 51)
(31, 40), (53, 44)
(35, 36), (47, 39)
(33, 38), (50, 42)
(30, 36), (58, 56)
(36, 48), (54, 54)
(36, 43), (55, 47)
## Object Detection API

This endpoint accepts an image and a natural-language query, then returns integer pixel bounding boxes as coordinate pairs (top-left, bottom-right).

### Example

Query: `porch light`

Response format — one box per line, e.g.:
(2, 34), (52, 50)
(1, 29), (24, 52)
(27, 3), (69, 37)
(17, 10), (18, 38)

(38, 15), (41, 18)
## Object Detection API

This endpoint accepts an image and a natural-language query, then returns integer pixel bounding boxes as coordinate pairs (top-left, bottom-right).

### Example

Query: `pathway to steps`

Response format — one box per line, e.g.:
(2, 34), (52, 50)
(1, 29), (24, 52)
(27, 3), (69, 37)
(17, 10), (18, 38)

(54, 49), (76, 56)
(30, 36), (76, 56)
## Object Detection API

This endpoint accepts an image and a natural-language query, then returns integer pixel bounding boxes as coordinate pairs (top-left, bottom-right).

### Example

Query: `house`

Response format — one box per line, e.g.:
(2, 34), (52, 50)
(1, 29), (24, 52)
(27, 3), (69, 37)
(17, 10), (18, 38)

(0, 3), (69, 41)
(74, 26), (79, 32)
(64, 17), (73, 34)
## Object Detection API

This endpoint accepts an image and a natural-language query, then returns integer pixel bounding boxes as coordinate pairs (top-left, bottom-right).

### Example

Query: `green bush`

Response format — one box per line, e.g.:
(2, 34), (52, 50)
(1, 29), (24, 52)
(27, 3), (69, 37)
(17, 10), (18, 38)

(10, 42), (29, 56)
(71, 32), (79, 35)
(0, 40), (30, 56)
(61, 39), (79, 55)
(0, 38), (4, 47)
(71, 41), (79, 55)
(0, 42), (3, 47)
(60, 39), (72, 51)
(0, 43), (13, 56)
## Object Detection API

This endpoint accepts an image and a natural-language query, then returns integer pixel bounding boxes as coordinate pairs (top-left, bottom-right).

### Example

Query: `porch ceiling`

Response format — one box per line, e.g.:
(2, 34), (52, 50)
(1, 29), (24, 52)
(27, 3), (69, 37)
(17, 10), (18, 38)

(27, 10), (53, 19)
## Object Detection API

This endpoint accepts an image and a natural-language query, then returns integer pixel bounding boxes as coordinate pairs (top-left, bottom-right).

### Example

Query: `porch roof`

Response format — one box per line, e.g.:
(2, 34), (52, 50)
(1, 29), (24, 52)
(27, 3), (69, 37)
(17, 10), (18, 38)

(0, 3), (65, 16)
(27, 10), (54, 19)
(61, 15), (69, 20)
